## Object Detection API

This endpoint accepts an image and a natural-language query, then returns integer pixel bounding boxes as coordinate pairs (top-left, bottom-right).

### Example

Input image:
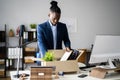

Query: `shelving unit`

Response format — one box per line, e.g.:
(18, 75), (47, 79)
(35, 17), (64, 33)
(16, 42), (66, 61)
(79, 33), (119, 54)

(6, 31), (37, 70)
(7, 37), (18, 70)
(7, 35), (24, 71)
(23, 31), (37, 66)
(0, 25), (7, 77)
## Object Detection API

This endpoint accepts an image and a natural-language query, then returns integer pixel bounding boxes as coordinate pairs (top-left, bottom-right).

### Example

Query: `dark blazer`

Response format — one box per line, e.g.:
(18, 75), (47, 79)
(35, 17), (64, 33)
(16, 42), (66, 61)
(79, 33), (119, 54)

(37, 21), (71, 56)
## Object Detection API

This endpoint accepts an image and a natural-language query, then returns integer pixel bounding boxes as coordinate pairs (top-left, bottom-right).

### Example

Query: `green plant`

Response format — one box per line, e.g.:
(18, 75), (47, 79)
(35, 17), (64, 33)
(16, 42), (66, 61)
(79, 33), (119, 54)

(30, 24), (37, 29)
(42, 51), (54, 61)
(10, 29), (13, 31)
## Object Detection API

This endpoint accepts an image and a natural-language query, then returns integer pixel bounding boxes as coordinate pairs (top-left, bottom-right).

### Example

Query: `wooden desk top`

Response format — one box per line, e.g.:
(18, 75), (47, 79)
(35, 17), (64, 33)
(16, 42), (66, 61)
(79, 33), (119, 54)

(10, 69), (120, 80)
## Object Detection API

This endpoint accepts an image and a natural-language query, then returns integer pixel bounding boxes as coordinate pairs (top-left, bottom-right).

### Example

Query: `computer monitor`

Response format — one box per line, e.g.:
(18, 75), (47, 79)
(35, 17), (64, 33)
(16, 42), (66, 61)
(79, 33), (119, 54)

(89, 35), (120, 68)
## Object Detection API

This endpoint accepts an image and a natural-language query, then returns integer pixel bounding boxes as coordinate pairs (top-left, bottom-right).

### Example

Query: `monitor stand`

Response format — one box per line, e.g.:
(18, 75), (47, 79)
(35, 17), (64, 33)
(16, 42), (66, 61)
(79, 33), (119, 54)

(95, 59), (117, 69)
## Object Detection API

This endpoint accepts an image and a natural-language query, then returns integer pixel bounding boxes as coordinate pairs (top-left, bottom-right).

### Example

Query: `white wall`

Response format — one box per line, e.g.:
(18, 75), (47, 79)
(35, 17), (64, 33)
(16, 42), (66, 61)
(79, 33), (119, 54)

(0, 0), (120, 50)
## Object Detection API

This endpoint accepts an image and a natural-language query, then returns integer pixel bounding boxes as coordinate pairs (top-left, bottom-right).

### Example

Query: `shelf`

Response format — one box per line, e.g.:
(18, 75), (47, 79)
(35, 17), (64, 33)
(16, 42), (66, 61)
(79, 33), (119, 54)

(0, 63), (5, 67)
(0, 46), (6, 53)
(0, 53), (6, 59)
(23, 31), (37, 43)
(6, 68), (23, 71)
(0, 25), (7, 77)
(5, 59), (23, 71)
(0, 31), (6, 42)
(7, 37), (19, 47)
(0, 60), (5, 64)
(0, 65), (5, 75)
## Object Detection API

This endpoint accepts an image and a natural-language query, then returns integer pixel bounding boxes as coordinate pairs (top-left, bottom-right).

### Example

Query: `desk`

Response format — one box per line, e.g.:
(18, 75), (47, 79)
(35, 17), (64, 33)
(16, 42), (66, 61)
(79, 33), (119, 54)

(10, 69), (120, 80)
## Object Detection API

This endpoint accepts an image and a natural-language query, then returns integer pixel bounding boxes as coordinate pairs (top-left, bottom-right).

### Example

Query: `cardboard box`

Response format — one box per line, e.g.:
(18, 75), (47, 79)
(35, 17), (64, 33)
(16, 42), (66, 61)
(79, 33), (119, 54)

(0, 60), (4, 64)
(25, 47), (36, 52)
(40, 49), (85, 73)
(25, 56), (35, 63)
(41, 60), (79, 73)
(0, 69), (4, 77)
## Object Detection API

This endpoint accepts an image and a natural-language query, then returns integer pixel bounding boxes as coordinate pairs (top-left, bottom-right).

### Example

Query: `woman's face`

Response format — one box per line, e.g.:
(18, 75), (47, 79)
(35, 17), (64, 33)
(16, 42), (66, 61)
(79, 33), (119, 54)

(49, 11), (61, 26)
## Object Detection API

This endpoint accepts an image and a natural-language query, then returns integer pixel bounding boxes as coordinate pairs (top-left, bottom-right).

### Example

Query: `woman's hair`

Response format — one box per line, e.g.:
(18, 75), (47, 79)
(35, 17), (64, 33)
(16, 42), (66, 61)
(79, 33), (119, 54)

(50, 1), (61, 14)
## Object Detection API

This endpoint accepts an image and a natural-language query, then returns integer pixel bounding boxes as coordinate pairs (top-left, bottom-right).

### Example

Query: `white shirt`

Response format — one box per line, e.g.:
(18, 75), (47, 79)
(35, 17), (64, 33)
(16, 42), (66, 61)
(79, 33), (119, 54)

(49, 20), (57, 49)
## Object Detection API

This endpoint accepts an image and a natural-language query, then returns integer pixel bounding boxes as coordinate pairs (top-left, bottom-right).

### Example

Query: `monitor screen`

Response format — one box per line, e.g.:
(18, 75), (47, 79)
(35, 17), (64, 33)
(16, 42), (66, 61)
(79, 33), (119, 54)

(89, 35), (120, 64)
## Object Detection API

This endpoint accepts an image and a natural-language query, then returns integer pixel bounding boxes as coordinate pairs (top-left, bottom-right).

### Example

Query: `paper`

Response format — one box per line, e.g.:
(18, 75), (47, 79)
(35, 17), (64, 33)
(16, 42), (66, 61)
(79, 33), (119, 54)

(60, 51), (72, 61)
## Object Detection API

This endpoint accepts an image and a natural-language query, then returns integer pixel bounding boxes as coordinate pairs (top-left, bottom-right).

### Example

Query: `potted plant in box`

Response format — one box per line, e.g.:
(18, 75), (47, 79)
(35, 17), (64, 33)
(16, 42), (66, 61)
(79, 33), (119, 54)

(42, 51), (54, 61)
